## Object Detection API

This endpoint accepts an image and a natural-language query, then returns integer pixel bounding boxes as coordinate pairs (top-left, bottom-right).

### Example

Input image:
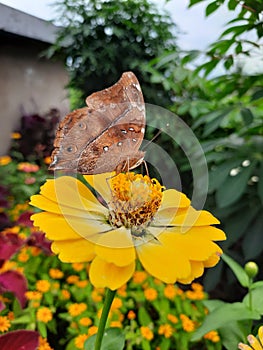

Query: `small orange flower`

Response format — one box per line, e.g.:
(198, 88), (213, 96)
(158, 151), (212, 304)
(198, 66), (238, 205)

(36, 307), (53, 323)
(164, 284), (177, 299)
(66, 275), (79, 284)
(158, 324), (173, 338)
(75, 334), (89, 349)
(36, 280), (51, 293)
(49, 268), (64, 279)
(71, 262), (85, 271)
(17, 251), (29, 263)
(167, 314), (178, 324)
(7, 312), (15, 321)
(25, 291), (42, 301)
(44, 156), (52, 165)
(76, 280), (89, 288)
(88, 326), (98, 337)
(11, 132), (21, 139)
(133, 271), (148, 284)
(204, 330), (220, 343)
(38, 336), (53, 350)
(117, 284), (127, 297)
(180, 314), (195, 332)
(0, 316), (11, 332)
(91, 290), (103, 302)
(140, 326), (154, 341)
(110, 321), (122, 328)
(0, 156), (11, 166)
(17, 162), (39, 173)
(68, 303), (87, 317)
(127, 310), (136, 320)
(79, 317), (92, 326)
(60, 289), (71, 300)
(111, 297), (123, 310)
(144, 287), (158, 301)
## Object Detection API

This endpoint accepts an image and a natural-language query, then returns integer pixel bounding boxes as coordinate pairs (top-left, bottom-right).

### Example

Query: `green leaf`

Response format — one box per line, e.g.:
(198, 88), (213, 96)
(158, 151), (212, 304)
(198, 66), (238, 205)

(138, 307), (152, 326)
(228, 0), (239, 10)
(205, 1), (220, 16)
(142, 339), (151, 350)
(85, 328), (125, 350)
(243, 286), (263, 314)
(242, 213), (263, 260)
(216, 162), (256, 208)
(221, 254), (250, 288)
(251, 89), (263, 101)
(258, 161), (263, 205)
(37, 321), (47, 338)
(220, 321), (247, 350)
(191, 302), (260, 341)
(208, 159), (242, 193)
(241, 108), (254, 126)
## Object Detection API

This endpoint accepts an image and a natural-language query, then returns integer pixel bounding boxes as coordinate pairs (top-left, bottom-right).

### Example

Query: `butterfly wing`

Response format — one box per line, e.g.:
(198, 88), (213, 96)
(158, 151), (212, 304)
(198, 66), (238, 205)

(49, 72), (145, 174)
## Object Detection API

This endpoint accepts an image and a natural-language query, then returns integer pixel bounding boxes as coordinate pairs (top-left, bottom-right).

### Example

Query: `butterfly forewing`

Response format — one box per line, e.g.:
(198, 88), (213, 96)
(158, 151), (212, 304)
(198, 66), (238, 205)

(49, 71), (145, 174)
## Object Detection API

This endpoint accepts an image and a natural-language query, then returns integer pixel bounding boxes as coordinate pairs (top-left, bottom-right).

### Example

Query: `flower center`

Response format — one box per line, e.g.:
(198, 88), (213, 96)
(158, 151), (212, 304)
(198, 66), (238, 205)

(108, 173), (163, 235)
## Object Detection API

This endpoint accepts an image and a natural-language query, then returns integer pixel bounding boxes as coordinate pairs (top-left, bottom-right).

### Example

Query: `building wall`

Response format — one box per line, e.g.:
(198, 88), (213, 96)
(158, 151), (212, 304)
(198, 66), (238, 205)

(0, 35), (69, 155)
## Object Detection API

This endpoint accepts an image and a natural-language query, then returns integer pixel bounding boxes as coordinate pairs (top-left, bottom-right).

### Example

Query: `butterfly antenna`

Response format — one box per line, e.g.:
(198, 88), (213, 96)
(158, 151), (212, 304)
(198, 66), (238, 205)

(142, 160), (149, 177)
(141, 128), (164, 151)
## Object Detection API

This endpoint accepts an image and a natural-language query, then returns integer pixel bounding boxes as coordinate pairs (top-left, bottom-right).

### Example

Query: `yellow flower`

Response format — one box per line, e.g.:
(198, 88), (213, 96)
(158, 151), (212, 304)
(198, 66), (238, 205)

(239, 326), (263, 350)
(111, 297), (123, 310)
(36, 307), (53, 323)
(76, 280), (89, 288)
(158, 324), (173, 338)
(17, 251), (29, 262)
(68, 303), (87, 317)
(49, 268), (64, 279)
(0, 316), (11, 332)
(0, 155), (11, 166)
(30, 172), (226, 290)
(36, 280), (51, 293)
(144, 287), (158, 301)
(204, 330), (220, 343)
(75, 334), (89, 349)
(140, 326), (154, 340)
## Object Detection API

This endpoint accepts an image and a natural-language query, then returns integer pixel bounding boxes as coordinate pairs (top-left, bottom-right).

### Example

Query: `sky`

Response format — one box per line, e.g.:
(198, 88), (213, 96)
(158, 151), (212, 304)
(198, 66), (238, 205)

(0, 0), (234, 51)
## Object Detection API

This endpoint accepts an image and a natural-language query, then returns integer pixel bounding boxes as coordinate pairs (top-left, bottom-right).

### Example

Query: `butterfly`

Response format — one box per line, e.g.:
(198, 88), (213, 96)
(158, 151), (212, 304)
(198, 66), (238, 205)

(49, 72), (146, 174)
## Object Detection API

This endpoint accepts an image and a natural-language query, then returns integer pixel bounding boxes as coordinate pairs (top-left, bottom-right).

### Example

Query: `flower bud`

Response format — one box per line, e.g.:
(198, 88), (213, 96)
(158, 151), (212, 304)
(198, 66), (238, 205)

(244, 261), (259, 279)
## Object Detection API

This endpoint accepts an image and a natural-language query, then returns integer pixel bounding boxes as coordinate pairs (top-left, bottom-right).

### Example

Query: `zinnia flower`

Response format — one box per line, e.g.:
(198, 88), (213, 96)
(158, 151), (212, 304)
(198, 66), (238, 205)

(238, 326), (263, 350)
(30, 172), (226, 290)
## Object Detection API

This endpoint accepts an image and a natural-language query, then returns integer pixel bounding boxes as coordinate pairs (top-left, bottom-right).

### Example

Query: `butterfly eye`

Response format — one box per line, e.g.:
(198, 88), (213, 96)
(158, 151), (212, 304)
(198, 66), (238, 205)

(65, 145), (77, 153)
(78, 122), (86, 129)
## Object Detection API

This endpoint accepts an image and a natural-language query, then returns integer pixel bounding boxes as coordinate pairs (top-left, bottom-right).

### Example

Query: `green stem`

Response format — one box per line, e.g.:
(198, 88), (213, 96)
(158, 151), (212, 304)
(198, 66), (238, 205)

(94, 288), (116, 350)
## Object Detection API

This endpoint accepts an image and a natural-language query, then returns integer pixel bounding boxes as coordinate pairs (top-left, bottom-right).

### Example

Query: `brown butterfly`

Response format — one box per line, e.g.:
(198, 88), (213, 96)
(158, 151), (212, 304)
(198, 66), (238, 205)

(49, 72), (145, 174)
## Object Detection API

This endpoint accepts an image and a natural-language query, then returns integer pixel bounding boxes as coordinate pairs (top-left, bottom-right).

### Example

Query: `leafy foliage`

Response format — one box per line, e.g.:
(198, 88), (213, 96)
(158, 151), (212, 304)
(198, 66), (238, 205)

(48, 0), (179, 108)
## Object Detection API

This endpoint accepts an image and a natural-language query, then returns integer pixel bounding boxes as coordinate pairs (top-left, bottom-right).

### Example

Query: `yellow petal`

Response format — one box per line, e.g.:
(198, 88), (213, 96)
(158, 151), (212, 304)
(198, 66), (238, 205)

(159, 189), (190, 210)
(238, 343), (253, 350)
(178, 261), (204, 284)
(259, 326), (263, 347)
(84, 173), (115, 203)
(154, 206), (220, 227)
(203, 252), (221, 268)
(31, 212), (111, 242)
(51, 239), (95, 262)
(247, 334), (263, 350)
(148, 227), (223, 262)
(30, 177), (108, 216)
(95, 227), (136, 266)
(136, 233), (191, 283)
(89, 256), (135, 290)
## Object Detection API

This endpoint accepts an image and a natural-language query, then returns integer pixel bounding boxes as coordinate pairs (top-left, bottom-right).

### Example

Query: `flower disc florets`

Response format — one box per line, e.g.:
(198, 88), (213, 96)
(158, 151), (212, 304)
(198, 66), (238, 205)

(108, 173), (163, 233)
